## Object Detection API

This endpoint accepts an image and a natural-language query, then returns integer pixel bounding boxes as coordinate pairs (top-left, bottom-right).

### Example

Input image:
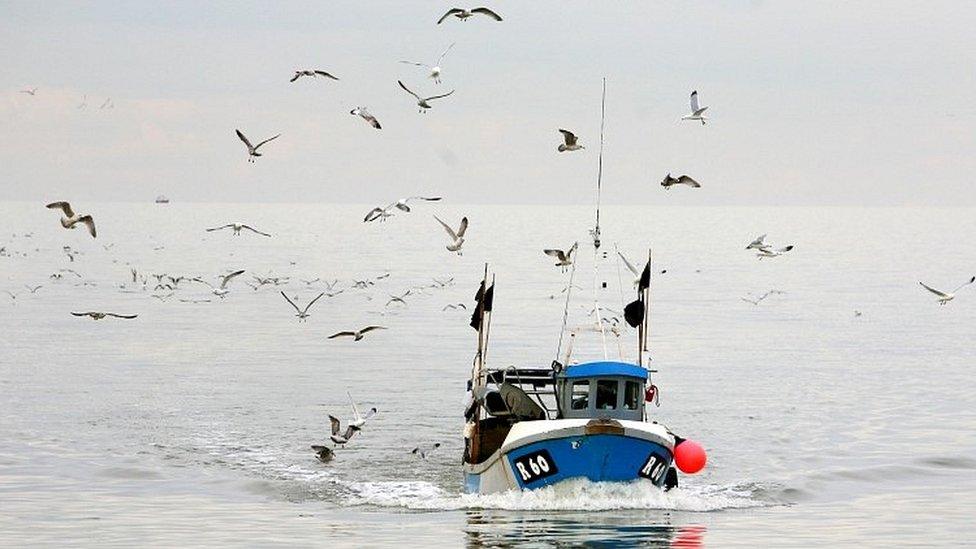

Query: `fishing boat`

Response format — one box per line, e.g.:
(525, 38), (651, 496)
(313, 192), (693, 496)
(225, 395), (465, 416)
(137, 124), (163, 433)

(154, 195), (170, 204)
(461, 79), (705, 495)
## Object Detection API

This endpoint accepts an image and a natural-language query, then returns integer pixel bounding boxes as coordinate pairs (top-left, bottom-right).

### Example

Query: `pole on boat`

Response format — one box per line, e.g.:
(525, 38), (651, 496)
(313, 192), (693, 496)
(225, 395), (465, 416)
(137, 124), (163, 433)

(643, 248), (652, 355)
(469, 264), (490, 463)
(592, 77), (606, 249)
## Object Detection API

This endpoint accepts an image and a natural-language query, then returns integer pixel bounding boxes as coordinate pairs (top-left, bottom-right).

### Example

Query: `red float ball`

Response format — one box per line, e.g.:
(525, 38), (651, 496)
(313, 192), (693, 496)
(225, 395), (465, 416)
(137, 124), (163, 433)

(674, 439), (707, 474)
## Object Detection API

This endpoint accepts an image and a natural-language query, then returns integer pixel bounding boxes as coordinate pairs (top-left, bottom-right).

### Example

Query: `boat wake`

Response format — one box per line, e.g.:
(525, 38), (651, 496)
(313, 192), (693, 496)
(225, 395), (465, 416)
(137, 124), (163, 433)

(345, 477), (772, 512)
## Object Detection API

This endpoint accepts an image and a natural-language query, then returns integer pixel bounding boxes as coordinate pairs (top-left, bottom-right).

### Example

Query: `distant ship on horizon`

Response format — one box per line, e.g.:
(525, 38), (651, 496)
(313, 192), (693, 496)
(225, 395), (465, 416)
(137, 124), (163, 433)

(155, 195), (170, 204)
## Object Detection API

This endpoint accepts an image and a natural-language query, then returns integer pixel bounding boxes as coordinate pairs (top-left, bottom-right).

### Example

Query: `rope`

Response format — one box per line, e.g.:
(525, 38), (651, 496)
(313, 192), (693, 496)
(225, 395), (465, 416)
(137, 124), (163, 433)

(553, 254), (578, 364)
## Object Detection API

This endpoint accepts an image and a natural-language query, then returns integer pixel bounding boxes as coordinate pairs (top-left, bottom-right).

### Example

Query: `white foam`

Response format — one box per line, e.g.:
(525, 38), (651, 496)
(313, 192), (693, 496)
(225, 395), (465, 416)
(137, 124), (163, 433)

(346, 477), (765, 512)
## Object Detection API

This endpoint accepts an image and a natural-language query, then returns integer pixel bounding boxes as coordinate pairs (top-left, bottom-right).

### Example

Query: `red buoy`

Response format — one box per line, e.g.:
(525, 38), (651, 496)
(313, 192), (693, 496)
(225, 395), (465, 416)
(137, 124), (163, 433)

(674, 439), (707, 474)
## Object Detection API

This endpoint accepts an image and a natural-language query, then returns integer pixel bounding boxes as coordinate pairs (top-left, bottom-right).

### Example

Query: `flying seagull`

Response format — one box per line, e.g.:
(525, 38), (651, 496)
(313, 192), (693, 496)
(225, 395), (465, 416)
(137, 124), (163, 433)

(386, 290), (411, 307)
(746, 234), (768, 250)
(919, 277), (975, 305)
(437, 7), (502, 24)
(235, 129), (280, 163)
(557, 129), (584, 152)
(327, 326), (387, 341)
(290, 70), (339, 83)
(756, 245), (794, 259)
(46, 202), (96, 238)
(660, 173), (701, 190)
(281, 291), (326, 322)
(741, 291), (774, 306)
(347, 392), (377, 429)
(397, 80), (455, 113)
(71, 311), (138, 320)
(310, 445), (335, 463)
(411, 443), (442, 459)
(433, 215), (468, 254)
(364, 196), (442, 222)
(327, 415), (360, 447)
(20, 88), (37, 96)
(401, 43), (456, 84)
(681, 90), (708, 125)
(442, 303), (467, 311)
(206, 223), (272, 237)
(616, 250), (643, 287)
(194, 270), (246, 298)
(544, 242), (579, 272)
(350, 107), (382, 129)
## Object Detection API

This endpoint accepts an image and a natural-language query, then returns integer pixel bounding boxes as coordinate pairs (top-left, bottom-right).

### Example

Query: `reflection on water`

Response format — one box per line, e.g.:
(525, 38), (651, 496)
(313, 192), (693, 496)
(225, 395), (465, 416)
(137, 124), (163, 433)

(465, 511), (706, 548)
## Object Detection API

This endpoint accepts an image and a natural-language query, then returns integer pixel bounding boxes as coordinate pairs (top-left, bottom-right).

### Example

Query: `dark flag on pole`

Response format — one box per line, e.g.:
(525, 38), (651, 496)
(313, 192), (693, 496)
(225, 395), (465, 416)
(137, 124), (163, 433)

(638, 260), (651, 291)
(624, 298), (644, 328)
(470, 282), (494, 331)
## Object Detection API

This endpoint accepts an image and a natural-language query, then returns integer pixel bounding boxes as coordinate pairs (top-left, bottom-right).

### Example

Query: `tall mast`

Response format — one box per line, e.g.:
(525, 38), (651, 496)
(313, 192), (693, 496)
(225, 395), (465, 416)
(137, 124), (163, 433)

(592, 77), (606, 249)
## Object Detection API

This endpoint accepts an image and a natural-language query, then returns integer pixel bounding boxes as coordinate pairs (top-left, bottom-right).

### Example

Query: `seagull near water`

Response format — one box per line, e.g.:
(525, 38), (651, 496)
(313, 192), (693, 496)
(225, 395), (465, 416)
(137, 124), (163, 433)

(746, 234), (768, 250)
(46, 202), (96, 238)
(919, 276), (975, 305)
(328, 326), (387, 341)
(411, 443), (442, 459)
(401, 43), (456, 84)
(433, 215), (468, 254)
(327, 415), (360, 447)
(397, 80), (455, 113)
(681, 90), (708, 125)
(350, 107), (382, 129)
(290, 69), (339, 83)
(20, 88), (37, 96)
(71, 311), (137, 320)
(235, 129), (280, 163)
(660, 173), (701, 190)
(194, 270), (246, 298)
(755, 245), (794, 259)
(346, 392), (377, 429)
(544, 242), (578, 272)
(364, 196), (442, 223)
(557, 129), (584, 152)
(206, 223), (272, 237)
(280, 291), (326, 322)
(437, 7), (502, 24)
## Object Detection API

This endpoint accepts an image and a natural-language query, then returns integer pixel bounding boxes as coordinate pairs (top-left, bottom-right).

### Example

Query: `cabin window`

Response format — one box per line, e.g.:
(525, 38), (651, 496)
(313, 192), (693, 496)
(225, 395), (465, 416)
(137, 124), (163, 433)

(570, 380), (590, 410)
(596, 380), (617, 410)
(624, 381), (641, 410)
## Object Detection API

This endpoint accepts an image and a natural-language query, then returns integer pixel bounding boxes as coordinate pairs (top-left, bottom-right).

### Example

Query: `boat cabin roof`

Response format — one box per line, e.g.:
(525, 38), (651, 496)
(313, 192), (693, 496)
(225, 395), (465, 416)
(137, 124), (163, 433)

(561, 361), (647, 380)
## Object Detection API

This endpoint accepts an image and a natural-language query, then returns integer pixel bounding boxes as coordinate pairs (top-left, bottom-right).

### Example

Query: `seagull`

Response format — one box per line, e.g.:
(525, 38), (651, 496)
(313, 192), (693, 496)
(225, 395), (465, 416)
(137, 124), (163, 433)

(350, 107), (381, 129)
(20, 88), (37, 96)
(854, 310), (862, 317)
(24, 285), (42, 294)
(544, 243), (578, 272)
(433, 215), (468, 254)
(431, 277), (455, 288)
(411, 443), (442, 459)
(741, 291), (773, 305)
(281, 291), (326, 321)
(746, 234), (768, 250)
(99, 98), (114, 110)
(681, 90), (708, 125)
(919, 277), (975, 305)
(557, 129), (584, 152)
(756, 245), (794, 259)
(347, 392), (377, 429)
(5, 290), (18, 302)
(327, 326), (387, 341)
(386, 290), (411, 307)
(46, 202), (96, 238)
(436, 7), (502, 24)
(194, 270), (246, 298)
(71, 311), (138, 320)
(660, 173), (701, 190)
(300, 278), (320, 286)
(206, 223), (272, 237)
(364, 196), (442, 222)
(310, 445), (335, 463)
(327, 415), (360, 447)
(235, 129), (280, 163)
(398, 80), (455, 113)
(616, 250), (642, 287)
(401, 43), (456, 84)
(442, 303), (467, 311)
(290, 70), (339, 83)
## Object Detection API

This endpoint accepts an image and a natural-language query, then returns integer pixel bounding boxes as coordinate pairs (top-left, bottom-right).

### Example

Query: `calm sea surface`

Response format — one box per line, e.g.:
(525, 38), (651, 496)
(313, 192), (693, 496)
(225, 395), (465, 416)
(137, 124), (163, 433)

(1, 203), (974, 547)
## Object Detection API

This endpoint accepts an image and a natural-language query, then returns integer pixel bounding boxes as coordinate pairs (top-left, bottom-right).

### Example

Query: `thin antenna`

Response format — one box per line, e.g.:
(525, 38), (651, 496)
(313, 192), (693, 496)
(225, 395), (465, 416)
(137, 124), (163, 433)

(592, 77), (606, 249)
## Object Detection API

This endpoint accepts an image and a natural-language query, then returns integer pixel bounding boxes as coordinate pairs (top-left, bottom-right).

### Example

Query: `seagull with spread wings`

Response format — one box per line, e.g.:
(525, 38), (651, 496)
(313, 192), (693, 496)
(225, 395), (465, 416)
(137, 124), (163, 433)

(660, 173), (701, 190)
(681, 90), (708, 125)
(557, 129), (584, 152)
(235, 129), (280, 163)
(364, 196), (442, 222)
(398, 80), (455, 113)
(280, 291), (326, 322)
(206, 222), (272, 237)
(346, 392), (377, 429)
(290, 69), (339, 83)
(327, 415), (360, 447)
(746, 234), (768, 250)
(755, 245), (794, 259)
(327, 326), (387, 341)
(350, 106), (382, 129)
(919, 276), (975, 305)
(433, 215), (468, 254)
(71, 311), (138, 320)
(544, 242), (578, 272)
(401, 43), (456, 84)
(46, 202), (96, 238)
(194, 270), (246, 298)
(436, 7), (502, 24)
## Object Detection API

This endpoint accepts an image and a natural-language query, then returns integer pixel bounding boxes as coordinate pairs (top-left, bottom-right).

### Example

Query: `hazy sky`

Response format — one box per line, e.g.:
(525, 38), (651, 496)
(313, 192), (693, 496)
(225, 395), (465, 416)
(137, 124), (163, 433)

(2, 1), (974, 205)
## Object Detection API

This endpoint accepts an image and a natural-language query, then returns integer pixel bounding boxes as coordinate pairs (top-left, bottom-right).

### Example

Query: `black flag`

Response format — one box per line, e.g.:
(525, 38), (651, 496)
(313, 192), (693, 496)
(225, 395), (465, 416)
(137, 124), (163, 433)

(624, 298), (644, 328)
(638, 261), (651, 291)
(470, 282), (494, 331)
